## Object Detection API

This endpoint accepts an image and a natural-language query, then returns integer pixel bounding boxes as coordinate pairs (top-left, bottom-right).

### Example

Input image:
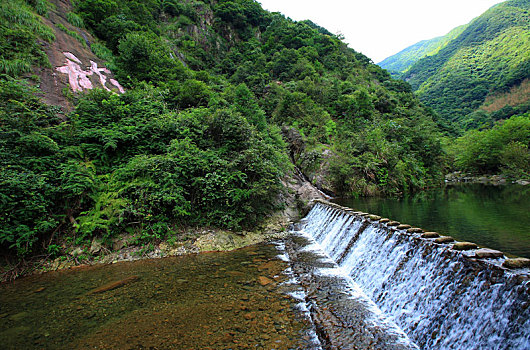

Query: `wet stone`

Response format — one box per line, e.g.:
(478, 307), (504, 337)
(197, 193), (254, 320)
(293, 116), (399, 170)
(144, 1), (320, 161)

(474, 249), (504, 259)
(387, 221), (400, 227)
(422, 232), (440, 239)
(407, 227), (423, 234)
(435, 236), (455, 244)
(453, 242), (478, 251)
(503, 258), (530, 269)
(397, 224), (412, 230)
(258, 276), (274, 286)
(379, 218), (390, 223)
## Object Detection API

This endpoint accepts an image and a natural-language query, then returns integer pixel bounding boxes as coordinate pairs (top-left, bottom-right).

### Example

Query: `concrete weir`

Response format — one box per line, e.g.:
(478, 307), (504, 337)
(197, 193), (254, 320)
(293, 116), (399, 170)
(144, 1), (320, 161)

(290, 200), (530, 350)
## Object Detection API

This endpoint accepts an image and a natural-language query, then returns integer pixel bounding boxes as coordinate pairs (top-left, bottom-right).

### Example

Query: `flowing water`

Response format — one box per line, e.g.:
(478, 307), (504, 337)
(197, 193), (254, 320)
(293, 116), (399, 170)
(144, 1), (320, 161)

(296, 203), (530, 350)
(334, 184), (530, 258)
(0, 244), (321, 350)
(3, 193), (530, 349)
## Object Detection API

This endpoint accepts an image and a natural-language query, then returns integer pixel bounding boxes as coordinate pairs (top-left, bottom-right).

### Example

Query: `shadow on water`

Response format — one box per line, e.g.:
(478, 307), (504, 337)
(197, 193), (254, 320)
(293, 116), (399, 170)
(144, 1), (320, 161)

(334, 184), (530, 258)
(0, 244), (318, 349)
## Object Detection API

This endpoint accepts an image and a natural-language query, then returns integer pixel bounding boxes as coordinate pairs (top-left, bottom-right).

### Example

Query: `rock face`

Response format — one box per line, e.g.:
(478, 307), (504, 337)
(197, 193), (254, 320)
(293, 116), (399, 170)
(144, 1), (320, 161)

(503, 258), (530, 269)
(452, 242), (478, 251)
(280, 167), (327, 222)
(38, 0), (125, 111)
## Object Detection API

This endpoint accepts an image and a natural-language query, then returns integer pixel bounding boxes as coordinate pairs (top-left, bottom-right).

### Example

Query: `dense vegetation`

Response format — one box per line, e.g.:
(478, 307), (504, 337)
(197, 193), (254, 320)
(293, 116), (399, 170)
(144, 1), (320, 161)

(379, 24), (467, 75)
(446, 113), (530, 176)
(378, 0), (529, 184)
(400, 0), (530, 129)
(1, 0), (447, 258)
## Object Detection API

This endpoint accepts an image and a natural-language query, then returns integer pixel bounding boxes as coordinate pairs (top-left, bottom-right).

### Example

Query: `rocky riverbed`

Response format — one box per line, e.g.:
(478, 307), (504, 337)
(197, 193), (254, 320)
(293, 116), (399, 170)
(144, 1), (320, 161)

(0, 243), (322, 349)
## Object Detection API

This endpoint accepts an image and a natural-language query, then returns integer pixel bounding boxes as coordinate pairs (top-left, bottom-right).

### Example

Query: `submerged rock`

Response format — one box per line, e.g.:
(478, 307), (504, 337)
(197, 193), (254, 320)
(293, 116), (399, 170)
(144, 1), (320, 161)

(434, 236), (455, 244)
(452, 242), (478, 251)
(503, 258), (530, 269)
(422, 232), (440, 239)
(258, 276), (274, 286)
(88, 276), (140, 294)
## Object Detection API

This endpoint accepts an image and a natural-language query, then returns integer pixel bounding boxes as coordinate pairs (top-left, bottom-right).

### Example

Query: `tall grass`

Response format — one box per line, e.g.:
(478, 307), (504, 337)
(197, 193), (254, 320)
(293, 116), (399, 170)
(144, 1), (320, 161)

(66, 12), (84, 28)
(0, 0), (55, 77)
(0, 0), (55, 42)
(0, 58), (32, 76)
(27, 0), (49, 16)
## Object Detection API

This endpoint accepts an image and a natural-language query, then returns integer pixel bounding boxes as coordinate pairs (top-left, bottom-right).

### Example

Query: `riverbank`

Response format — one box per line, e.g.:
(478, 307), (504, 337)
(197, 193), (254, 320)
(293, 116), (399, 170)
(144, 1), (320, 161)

(1, 168), (327, 283)
(0, 215), (293, 283)
(445, 172), (530, 185)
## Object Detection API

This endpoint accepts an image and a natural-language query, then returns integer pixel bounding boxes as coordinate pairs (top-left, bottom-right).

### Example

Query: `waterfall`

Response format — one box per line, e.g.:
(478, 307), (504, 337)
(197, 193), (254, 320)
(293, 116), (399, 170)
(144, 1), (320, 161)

(297, 202), (530, 350)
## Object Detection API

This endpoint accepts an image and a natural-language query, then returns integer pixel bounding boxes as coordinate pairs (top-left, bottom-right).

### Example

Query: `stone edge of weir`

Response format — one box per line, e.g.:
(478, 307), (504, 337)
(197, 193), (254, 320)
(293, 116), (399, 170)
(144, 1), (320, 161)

(308, 199), (530, 275)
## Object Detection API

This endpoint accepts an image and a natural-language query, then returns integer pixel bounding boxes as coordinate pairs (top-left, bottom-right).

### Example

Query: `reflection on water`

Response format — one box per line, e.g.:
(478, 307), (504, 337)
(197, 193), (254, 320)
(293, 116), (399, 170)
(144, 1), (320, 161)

(0, 244), (317, 349)
(333, 184), (530, 258)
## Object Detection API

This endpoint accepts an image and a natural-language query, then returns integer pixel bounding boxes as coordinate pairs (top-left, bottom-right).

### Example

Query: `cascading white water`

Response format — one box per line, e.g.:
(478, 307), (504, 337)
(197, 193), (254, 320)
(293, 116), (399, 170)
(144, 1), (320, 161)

(299, 203), (530, 350)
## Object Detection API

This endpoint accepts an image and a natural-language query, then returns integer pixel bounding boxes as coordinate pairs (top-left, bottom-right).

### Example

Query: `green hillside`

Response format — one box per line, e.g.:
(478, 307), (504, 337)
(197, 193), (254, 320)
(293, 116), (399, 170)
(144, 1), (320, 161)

(378, 25), (467, 75)
(0, 0), (444, 258)
(401, 0), (530, 128)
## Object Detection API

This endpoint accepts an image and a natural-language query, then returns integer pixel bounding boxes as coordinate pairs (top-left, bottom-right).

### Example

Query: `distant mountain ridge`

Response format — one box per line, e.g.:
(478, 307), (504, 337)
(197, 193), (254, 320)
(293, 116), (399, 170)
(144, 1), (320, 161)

(387, 0), (529, 128)
(378, 24), (467, 75)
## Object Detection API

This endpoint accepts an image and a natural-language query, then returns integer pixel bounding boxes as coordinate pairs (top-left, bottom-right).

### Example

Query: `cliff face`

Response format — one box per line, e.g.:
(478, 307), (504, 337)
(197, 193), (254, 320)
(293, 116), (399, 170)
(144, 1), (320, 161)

(36, 0), (124, 111)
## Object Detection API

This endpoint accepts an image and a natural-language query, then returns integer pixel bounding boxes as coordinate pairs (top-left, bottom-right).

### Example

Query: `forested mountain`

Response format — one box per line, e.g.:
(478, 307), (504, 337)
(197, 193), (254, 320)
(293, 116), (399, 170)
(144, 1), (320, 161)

(378, 25), (467, 75)
(400, 0), (530, 129)
(0, 0), (445, 258)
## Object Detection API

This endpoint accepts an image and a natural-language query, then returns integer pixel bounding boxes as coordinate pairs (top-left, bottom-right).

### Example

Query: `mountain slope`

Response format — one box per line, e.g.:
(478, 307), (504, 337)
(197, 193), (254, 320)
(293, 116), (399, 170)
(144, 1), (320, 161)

(401, 0), (530, 128)
(0, 0), (444, 258)
(378, 24), (467, 75)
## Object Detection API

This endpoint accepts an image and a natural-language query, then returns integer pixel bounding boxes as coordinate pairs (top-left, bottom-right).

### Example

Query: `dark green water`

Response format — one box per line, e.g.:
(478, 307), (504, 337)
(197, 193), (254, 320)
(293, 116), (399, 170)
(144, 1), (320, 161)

(333, 184), (530, 258)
